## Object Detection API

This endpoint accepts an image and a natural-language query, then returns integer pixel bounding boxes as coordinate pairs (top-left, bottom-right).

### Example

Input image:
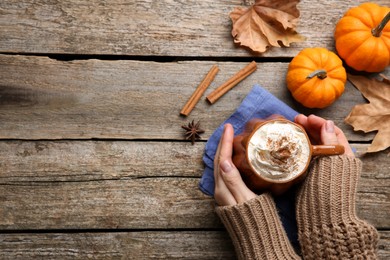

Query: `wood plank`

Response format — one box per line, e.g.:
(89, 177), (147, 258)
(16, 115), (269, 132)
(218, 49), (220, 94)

(0, 0), (389, 57)
(0, 231), (389, 259)
(0, 141), (386, 180)
(3, 231), (233, 259)
(1, 55), (387, 141)
(0, 141), (205, 182)
(0, 142), (388, 229)
(0, 178), (219, 230)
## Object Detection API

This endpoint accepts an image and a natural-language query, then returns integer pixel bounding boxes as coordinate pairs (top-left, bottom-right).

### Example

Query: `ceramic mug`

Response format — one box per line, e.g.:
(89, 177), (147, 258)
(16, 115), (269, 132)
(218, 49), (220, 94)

(232, 116), (345, 195)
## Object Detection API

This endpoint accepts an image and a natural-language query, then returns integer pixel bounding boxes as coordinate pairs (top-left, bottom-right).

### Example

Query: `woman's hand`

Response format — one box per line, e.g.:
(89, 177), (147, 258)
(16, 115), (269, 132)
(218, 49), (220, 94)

(214, 124), (257, 206)
(295, 114), (354, 157)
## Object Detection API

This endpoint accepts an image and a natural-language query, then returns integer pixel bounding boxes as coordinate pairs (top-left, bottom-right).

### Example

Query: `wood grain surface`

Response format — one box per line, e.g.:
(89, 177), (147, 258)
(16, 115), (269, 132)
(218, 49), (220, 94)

(0, 231), (389, 259)
(1, 55), (388, 141)
(0, 0), (388, 57)
(0, 142), (388, 229)
(1, 0), (389, 258)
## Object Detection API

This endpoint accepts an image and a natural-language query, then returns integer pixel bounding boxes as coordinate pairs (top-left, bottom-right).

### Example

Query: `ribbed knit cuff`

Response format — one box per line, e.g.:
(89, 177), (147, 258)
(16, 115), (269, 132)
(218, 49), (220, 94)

(296, 155), (379, 259)
(216, 194), (300, 260)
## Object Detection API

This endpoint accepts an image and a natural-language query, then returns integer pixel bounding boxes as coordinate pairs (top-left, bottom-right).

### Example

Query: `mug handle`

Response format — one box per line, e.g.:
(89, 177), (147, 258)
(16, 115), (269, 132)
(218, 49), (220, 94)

(312, 145), (345, 156)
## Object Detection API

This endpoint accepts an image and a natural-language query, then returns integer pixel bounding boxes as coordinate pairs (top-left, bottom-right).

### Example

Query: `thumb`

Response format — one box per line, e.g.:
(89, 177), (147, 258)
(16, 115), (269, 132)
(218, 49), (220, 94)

(220, 160), (256, 204)
(321, 120), (339, 145)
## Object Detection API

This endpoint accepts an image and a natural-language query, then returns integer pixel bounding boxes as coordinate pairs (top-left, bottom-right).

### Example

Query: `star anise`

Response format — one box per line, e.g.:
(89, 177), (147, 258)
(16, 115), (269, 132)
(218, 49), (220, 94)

(181, 120), (205, 145)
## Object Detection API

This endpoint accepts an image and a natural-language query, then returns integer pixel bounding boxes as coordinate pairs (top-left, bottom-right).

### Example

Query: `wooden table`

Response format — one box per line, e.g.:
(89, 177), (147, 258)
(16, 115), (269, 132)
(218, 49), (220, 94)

(0, 0), (389, 258)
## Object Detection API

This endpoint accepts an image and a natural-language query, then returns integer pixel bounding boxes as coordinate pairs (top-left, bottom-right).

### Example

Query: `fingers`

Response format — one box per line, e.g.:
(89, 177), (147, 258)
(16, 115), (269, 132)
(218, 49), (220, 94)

(214, 124), (256, 206)
(219, 159), (256, 204)
(214, 124), (236, 206)
(335, 130), (355, 157)
(295, 114), (321, 142)
(320, 120), (339, 145)
(219, 124), (234, 160)
(219, 124), (256, 204)
(294, 113), (307, 126)
(296, 114), (341, 144)
(219, 125), (256, 204)
(295, 114), (355, 157)
(320, 119), (354, 157)
(306, 115), (327, 142)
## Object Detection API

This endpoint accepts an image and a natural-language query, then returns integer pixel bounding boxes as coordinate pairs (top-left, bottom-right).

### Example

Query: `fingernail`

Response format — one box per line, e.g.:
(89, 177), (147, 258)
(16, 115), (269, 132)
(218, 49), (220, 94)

(223, 124), (228, 134)
(325, 120), (335, 133)
(294, 114), (303, 122)
(220, 160), (233, 173)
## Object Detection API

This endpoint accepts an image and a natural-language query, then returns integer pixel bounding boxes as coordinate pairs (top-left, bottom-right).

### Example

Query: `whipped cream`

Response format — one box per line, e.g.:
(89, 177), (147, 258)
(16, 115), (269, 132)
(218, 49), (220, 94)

(247, 121), (310, 181)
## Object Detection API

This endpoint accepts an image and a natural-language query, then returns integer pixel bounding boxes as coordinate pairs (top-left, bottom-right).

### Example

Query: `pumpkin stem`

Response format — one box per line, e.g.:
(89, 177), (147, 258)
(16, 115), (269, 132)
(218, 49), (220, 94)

(307, 70), (327, 80)
(372, 12), (390, 37)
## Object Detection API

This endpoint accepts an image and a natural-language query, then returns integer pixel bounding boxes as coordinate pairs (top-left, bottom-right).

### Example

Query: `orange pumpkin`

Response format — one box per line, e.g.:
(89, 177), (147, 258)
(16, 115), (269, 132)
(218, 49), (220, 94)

(286, 47), (346, 109)
(334, 3), (390, 72)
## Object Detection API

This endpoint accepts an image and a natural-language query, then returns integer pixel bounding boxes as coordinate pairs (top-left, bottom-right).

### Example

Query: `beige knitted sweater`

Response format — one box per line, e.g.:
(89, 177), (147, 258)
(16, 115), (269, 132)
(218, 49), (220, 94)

(216, 156), (379, 259)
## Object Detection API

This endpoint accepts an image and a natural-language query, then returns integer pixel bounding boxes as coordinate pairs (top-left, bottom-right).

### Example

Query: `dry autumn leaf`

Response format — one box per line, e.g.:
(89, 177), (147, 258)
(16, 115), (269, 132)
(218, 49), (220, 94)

(230, 0), (305, 53)
(345, 74), (390, 153)
(380, 74), (390, 85)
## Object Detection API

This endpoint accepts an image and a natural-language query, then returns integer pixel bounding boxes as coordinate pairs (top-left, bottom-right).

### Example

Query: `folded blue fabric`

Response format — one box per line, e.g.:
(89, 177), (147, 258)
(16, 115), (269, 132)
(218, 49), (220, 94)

(199, 84), (300, 249)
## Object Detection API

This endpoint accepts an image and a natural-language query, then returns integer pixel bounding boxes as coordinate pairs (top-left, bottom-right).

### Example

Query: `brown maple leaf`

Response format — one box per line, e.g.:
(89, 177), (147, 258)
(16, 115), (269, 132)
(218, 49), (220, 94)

(230, 0), (305, 53)
(345, 74), (390, 153)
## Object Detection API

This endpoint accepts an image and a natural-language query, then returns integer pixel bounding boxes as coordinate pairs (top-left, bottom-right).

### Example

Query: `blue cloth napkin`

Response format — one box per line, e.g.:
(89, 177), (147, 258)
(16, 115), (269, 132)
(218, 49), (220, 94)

(199, 84), (300, 249)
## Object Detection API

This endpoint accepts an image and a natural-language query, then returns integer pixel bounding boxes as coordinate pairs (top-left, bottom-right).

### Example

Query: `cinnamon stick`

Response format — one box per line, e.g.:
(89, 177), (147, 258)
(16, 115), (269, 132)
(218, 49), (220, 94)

(180, 64), (220, 116)
(206, 61), (257, 104)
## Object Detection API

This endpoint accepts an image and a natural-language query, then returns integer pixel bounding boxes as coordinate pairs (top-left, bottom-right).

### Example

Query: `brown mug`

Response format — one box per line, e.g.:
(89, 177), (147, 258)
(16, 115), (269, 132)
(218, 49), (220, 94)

(232, 116), (345, 195)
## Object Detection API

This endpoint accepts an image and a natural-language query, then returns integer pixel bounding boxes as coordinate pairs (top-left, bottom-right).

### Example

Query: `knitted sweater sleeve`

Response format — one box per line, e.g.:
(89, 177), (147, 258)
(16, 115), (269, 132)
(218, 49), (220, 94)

(215, 193), (300, 260)
(296, 155), (379, 259)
